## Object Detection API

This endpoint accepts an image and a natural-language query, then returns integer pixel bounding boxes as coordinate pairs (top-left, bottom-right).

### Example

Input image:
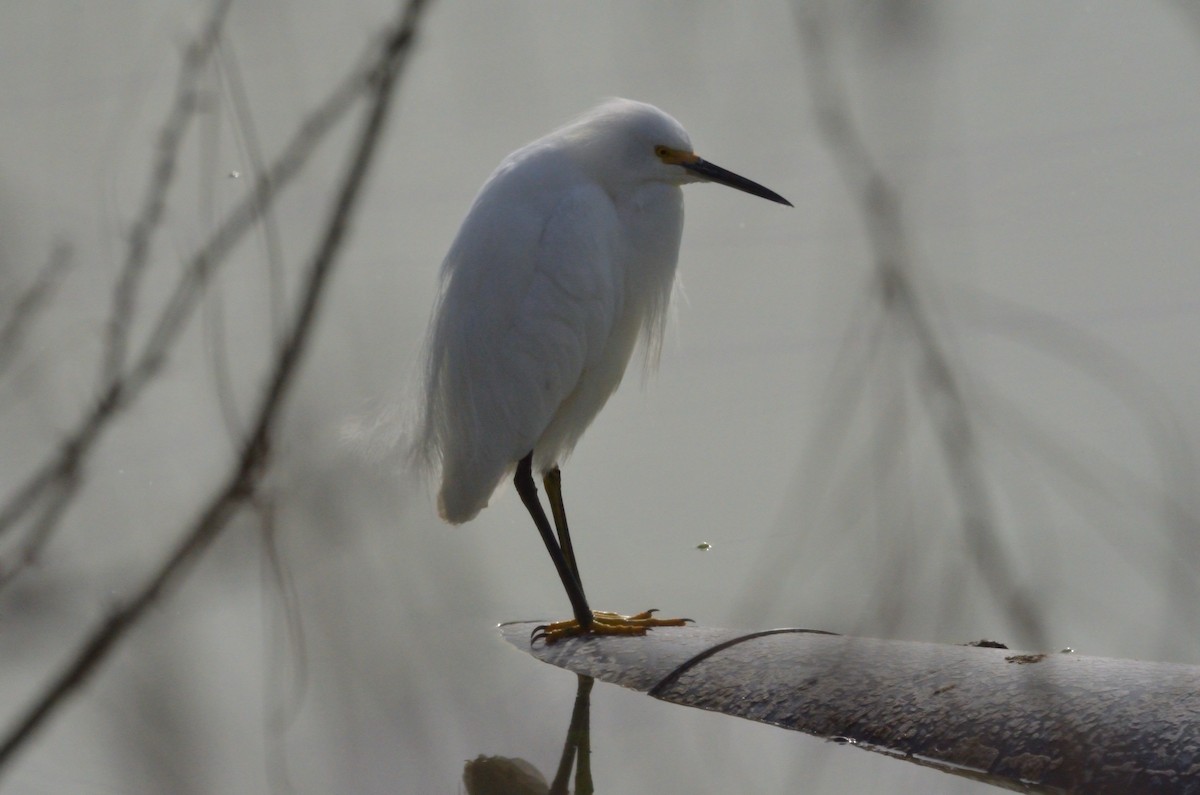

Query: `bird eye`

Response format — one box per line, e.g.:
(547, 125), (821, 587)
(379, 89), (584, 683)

(654, 145), (670, 159)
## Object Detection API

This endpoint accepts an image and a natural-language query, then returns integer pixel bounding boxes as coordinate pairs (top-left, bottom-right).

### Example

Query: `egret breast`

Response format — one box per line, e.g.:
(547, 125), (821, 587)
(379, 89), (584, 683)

(531, 182), (684, 473)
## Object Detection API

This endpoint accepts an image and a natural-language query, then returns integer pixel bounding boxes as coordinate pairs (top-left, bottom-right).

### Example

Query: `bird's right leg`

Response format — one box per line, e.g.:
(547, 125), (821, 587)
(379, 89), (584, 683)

(514, 452), (594, 631)
(543, 466), (582, 590)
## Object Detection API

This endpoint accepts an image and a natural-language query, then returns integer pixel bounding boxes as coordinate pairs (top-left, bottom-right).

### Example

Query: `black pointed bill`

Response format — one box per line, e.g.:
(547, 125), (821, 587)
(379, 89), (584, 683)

(683, 156), (792, 207)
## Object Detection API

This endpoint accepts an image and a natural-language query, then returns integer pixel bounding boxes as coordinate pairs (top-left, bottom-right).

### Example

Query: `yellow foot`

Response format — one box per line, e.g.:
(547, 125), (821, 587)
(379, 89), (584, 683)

(532, 609), (691, 644)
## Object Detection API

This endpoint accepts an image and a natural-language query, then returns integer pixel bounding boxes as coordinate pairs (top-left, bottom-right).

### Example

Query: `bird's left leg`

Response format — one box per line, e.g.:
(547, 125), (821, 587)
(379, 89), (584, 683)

(533, 466), (691, 644)
(514, 453), (593, 630)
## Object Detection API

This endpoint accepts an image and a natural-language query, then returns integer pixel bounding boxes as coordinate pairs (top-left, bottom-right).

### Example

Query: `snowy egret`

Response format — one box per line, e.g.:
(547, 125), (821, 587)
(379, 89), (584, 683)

(416, 98), (790, 642)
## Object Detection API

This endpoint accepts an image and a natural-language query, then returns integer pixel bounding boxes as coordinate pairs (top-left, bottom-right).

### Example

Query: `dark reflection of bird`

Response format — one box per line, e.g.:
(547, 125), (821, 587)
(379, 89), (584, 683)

(416, 99), (791, 642)
(462, 754), (549, 795)
(462, 674), (595, 794)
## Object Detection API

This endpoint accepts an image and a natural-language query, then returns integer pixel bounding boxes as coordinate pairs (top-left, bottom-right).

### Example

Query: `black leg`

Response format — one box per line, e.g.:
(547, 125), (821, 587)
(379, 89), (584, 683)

(543, 466), (582, 591)
(549, 674), (594, 795)
(515, 452), (593, 629)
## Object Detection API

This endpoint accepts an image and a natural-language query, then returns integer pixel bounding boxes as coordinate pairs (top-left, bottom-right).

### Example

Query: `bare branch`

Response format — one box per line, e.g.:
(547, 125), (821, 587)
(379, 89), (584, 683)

(0, 0), (431, 774)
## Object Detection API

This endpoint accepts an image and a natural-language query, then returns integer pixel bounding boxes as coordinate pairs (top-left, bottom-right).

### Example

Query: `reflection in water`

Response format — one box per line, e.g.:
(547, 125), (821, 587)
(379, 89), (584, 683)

(462, 755), (549, 795)
(463, 675), (594, 795)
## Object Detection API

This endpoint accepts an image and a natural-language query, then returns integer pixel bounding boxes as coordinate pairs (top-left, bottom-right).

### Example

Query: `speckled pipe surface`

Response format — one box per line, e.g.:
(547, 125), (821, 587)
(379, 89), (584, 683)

(501, 622), (1200, 794)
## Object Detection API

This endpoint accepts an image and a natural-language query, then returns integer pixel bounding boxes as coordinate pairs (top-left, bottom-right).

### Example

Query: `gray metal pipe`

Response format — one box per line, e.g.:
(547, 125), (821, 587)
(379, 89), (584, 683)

(500, 623), (1200, 793)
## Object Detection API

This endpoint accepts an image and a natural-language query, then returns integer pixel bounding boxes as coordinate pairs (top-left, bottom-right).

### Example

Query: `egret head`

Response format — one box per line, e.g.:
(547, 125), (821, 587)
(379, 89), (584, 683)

(561, 98), (792, 206)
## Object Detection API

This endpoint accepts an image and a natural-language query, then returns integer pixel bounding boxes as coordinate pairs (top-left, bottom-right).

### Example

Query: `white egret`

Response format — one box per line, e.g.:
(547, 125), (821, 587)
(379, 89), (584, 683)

(416, 98), (790, 642)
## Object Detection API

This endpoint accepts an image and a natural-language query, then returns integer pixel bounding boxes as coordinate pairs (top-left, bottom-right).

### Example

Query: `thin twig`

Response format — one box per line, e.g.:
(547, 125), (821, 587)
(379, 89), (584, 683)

(259, 495), (307, 794)
(201, 35), (295, 444)
(0, 0), (430, 774)
(198, 78), (245, 445)
(101, 0), (233, 384)
(217, 37), (289, 344)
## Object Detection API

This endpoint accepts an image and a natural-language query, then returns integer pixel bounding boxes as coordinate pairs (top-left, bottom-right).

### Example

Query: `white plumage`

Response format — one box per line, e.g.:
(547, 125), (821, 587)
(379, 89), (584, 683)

(417, 99), (689, 521)
(413, 98), (789, 639)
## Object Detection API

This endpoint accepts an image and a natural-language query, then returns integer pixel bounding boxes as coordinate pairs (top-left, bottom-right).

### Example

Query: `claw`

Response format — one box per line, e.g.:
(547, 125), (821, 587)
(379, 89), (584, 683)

(529, 609), (689, 645)
(530, 623), (559, 644)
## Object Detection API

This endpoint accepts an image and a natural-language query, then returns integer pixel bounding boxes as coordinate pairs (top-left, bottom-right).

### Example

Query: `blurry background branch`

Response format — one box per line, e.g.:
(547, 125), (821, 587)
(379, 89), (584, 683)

(792, 2), (1047, 644)
(739, 2), (1200, 656)
(0, 0), (430, 587)
(101, 0), (233, 386)
(0, 0), (235, 589)
(0, 0), (431, 776)
(732, 3), (1045, 643)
